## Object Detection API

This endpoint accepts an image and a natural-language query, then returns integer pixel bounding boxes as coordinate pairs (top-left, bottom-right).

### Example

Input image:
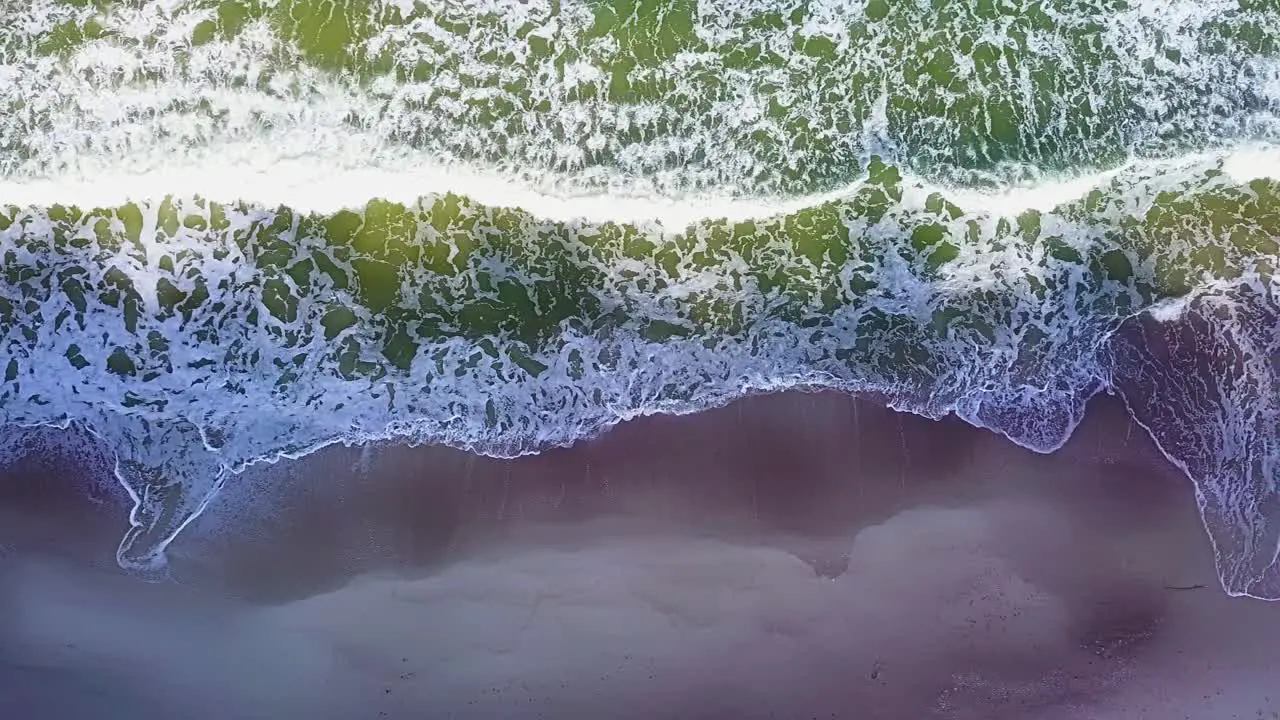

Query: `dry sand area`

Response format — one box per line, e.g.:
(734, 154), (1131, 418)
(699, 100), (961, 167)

(2, 392), (1280, 719)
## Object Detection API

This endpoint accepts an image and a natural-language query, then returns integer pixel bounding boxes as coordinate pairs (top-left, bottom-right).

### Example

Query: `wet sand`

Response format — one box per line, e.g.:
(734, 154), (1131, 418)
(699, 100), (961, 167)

(1, 391), (1278, 719)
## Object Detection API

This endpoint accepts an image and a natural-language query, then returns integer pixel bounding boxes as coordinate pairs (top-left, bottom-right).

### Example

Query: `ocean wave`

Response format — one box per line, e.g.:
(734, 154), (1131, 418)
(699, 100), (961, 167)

(3, 0), (1278, 197)
(2, 0), (1280, 598)
(0, 149), (1277, 597)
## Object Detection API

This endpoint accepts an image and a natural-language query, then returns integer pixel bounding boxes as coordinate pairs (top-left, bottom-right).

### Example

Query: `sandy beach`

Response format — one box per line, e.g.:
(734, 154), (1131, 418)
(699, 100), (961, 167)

(1, 391), (1278, 719)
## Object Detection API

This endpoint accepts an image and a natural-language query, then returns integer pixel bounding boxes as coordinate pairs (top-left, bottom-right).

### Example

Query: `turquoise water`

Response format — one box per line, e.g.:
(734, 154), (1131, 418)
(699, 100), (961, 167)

(1, 0), (1279, 597)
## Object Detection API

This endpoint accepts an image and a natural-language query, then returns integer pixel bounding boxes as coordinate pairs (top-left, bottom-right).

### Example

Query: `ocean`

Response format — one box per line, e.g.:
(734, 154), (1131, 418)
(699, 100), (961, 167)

(1, 0), (1279, 598)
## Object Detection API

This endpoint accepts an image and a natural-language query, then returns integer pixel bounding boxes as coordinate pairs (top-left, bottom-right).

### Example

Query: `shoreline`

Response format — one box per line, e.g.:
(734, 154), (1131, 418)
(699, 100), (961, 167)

(0, 388), (1209, 593)
(5, 388), (1280, 719)
(0, 383), (1241, 602)
(172, 389), (1205, 597)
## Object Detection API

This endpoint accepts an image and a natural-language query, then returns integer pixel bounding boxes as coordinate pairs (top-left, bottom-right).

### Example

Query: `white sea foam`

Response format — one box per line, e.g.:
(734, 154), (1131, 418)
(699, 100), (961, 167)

(5, 143), (1274, 227)
(0, 151), (844, 228)
(1143, 295), (1194, 323)
(1222, 144), (1280, 186)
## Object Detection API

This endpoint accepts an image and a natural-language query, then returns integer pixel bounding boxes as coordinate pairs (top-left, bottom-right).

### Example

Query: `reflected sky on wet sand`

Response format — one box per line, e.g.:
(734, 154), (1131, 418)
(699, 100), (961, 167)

(2, 392), (1279, 720)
